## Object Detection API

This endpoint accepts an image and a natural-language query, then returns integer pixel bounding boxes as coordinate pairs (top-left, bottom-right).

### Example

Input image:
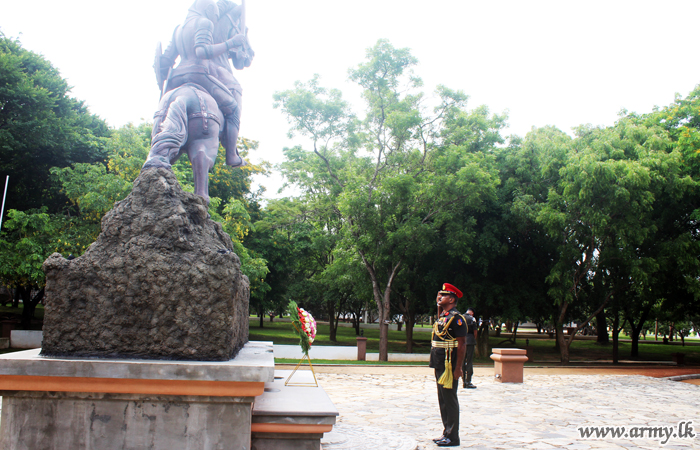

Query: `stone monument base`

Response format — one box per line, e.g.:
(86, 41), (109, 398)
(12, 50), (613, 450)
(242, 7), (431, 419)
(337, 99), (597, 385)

(0, 342), (274, 450)
(2, 391), (254, 449)
(252, 369), (338, 450)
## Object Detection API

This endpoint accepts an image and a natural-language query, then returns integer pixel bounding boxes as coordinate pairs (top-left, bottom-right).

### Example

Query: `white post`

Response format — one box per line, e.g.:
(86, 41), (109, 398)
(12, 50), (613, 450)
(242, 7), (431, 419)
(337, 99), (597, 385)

(0, 176), (8, 231)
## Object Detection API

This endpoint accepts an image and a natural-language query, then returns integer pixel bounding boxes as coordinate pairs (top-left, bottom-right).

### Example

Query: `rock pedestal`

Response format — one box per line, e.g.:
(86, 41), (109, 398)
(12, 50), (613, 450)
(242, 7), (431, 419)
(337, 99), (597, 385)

(41, 167), (249, 361)
(0, 167), (338, 449)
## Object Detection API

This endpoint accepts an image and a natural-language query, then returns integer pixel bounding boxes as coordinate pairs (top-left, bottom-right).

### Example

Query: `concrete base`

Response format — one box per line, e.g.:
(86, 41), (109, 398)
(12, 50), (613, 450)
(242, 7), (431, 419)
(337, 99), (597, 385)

(252, 433), (324, 450)
(252, 370), (338, 450)
(0, 342), (275, 450)
(1, 391), (253, 449)
(490, 348), (528, 383)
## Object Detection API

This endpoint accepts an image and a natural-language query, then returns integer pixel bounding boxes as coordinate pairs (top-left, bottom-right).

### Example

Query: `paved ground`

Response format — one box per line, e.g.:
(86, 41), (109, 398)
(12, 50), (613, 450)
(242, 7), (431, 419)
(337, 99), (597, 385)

(310, 366), (700, 450)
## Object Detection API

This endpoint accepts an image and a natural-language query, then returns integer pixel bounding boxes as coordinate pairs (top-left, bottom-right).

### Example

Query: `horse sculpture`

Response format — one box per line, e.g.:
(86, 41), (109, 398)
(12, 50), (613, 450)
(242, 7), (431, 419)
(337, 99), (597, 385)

(142, 0), (253, 204)
(143, 83), (224, 204)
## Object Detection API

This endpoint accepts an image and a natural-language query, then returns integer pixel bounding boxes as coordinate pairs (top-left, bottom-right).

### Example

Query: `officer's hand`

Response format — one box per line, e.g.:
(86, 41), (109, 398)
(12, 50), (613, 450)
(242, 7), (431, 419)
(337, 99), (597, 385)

(453, 367), (463, 379)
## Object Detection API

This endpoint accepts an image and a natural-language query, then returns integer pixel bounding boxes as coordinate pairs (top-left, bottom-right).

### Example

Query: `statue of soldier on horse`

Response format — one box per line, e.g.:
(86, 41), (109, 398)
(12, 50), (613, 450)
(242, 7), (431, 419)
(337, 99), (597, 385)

(143, 0), (254, 204)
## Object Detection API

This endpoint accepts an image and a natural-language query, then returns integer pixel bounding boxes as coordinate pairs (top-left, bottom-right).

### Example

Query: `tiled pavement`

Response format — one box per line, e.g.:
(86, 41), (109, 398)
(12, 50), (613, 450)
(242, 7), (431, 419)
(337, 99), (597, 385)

(318, 369), (700, 450)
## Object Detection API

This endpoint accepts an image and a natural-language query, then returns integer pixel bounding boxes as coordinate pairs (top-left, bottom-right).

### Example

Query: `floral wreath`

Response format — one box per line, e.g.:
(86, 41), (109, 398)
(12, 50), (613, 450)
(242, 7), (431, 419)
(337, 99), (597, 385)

(287, 301), (317, 355)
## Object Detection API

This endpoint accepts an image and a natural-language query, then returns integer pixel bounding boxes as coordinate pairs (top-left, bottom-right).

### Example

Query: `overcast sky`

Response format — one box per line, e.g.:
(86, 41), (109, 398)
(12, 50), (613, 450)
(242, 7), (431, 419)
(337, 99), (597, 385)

(2, 1), (699, 198)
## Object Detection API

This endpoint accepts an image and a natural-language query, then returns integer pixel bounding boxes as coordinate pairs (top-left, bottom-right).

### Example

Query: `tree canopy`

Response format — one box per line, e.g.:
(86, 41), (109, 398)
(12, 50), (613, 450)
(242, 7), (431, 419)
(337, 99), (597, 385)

(265, 39), (700, 363)
(0, 33), (110, 213)
(2, 35), (698, 362)
(0, 36), (270, 325)
(273, 40), (504, 360)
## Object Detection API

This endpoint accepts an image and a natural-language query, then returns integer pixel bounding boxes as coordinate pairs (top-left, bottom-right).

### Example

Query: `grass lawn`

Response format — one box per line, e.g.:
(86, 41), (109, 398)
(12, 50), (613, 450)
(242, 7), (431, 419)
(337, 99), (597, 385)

(249, 320), (431, 354)
(0, 304), (45, 321)
(493, 335), (700, 365)
(0, 304), (44, 330)
(250, 319), (700, 365)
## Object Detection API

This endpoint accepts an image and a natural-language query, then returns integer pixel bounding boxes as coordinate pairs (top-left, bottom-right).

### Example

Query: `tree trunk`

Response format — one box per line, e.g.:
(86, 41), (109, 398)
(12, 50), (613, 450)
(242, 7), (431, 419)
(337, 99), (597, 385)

(20, 287), (43, 329)
(655, 320), (658, 341)
(476, 321), (490, 358)
(555, 303), (571, 363)
(12, 288), (20, 309)
(629, 325), (641, 357)
(378, 286), (391, 361)
(555, 292), (612, 364)
(327, 300), (337, 342)
(359, 254), (401, 362)
(612, 312), (620, 364)
(334, 311), (340, 340)
(405, 311), (415, 353)
(556, 325), (570, 364)
(625, 305), (651, 358)
(627, 320), (651, 358)
(596, 309), (609, 343)
(259, 304), (264, 328)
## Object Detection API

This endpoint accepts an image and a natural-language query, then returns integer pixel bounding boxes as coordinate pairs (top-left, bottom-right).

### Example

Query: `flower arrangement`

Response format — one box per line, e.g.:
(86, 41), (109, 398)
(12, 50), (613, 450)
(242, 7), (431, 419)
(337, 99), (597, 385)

(287, 301), (317, 355)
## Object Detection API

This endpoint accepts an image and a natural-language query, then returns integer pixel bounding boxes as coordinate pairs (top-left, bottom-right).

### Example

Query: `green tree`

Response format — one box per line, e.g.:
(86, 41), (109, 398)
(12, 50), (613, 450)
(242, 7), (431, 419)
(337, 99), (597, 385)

(650, 84), (700, 180)
(275, 40), (500, 360)
(0, 209), (55, 326)
(523, 117), (693, 363)
(248, 197), (340, 333)
(105, 122), (152, 182)
(632, 86), (700, 355)
(246, 199), (299, 327)
(0, 34), (110, 213)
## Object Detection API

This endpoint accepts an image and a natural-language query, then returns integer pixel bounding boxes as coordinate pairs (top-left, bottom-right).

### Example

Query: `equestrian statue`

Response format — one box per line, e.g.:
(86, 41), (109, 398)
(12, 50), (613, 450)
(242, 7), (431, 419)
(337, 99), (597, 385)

(143, 0), (254, 204)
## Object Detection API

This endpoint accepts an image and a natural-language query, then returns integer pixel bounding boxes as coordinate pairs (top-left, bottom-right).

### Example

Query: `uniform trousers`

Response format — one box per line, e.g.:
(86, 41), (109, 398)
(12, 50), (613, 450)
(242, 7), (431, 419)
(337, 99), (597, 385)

(434, 368), (460, 443)
(463, 344), (475, 384)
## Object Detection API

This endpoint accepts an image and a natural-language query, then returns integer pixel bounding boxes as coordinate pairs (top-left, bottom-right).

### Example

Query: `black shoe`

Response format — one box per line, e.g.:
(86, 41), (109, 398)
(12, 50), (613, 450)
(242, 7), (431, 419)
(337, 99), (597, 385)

(436, 437), (460, 447)
(432, 435), (445, 443)
(465, 383), (477, 389)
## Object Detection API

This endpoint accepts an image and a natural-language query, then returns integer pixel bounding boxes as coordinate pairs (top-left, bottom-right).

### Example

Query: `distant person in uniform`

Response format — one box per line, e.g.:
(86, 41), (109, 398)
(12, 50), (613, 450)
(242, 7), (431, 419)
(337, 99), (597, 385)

(429, 283), (466, 447)
(462, 307), (477, 389)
